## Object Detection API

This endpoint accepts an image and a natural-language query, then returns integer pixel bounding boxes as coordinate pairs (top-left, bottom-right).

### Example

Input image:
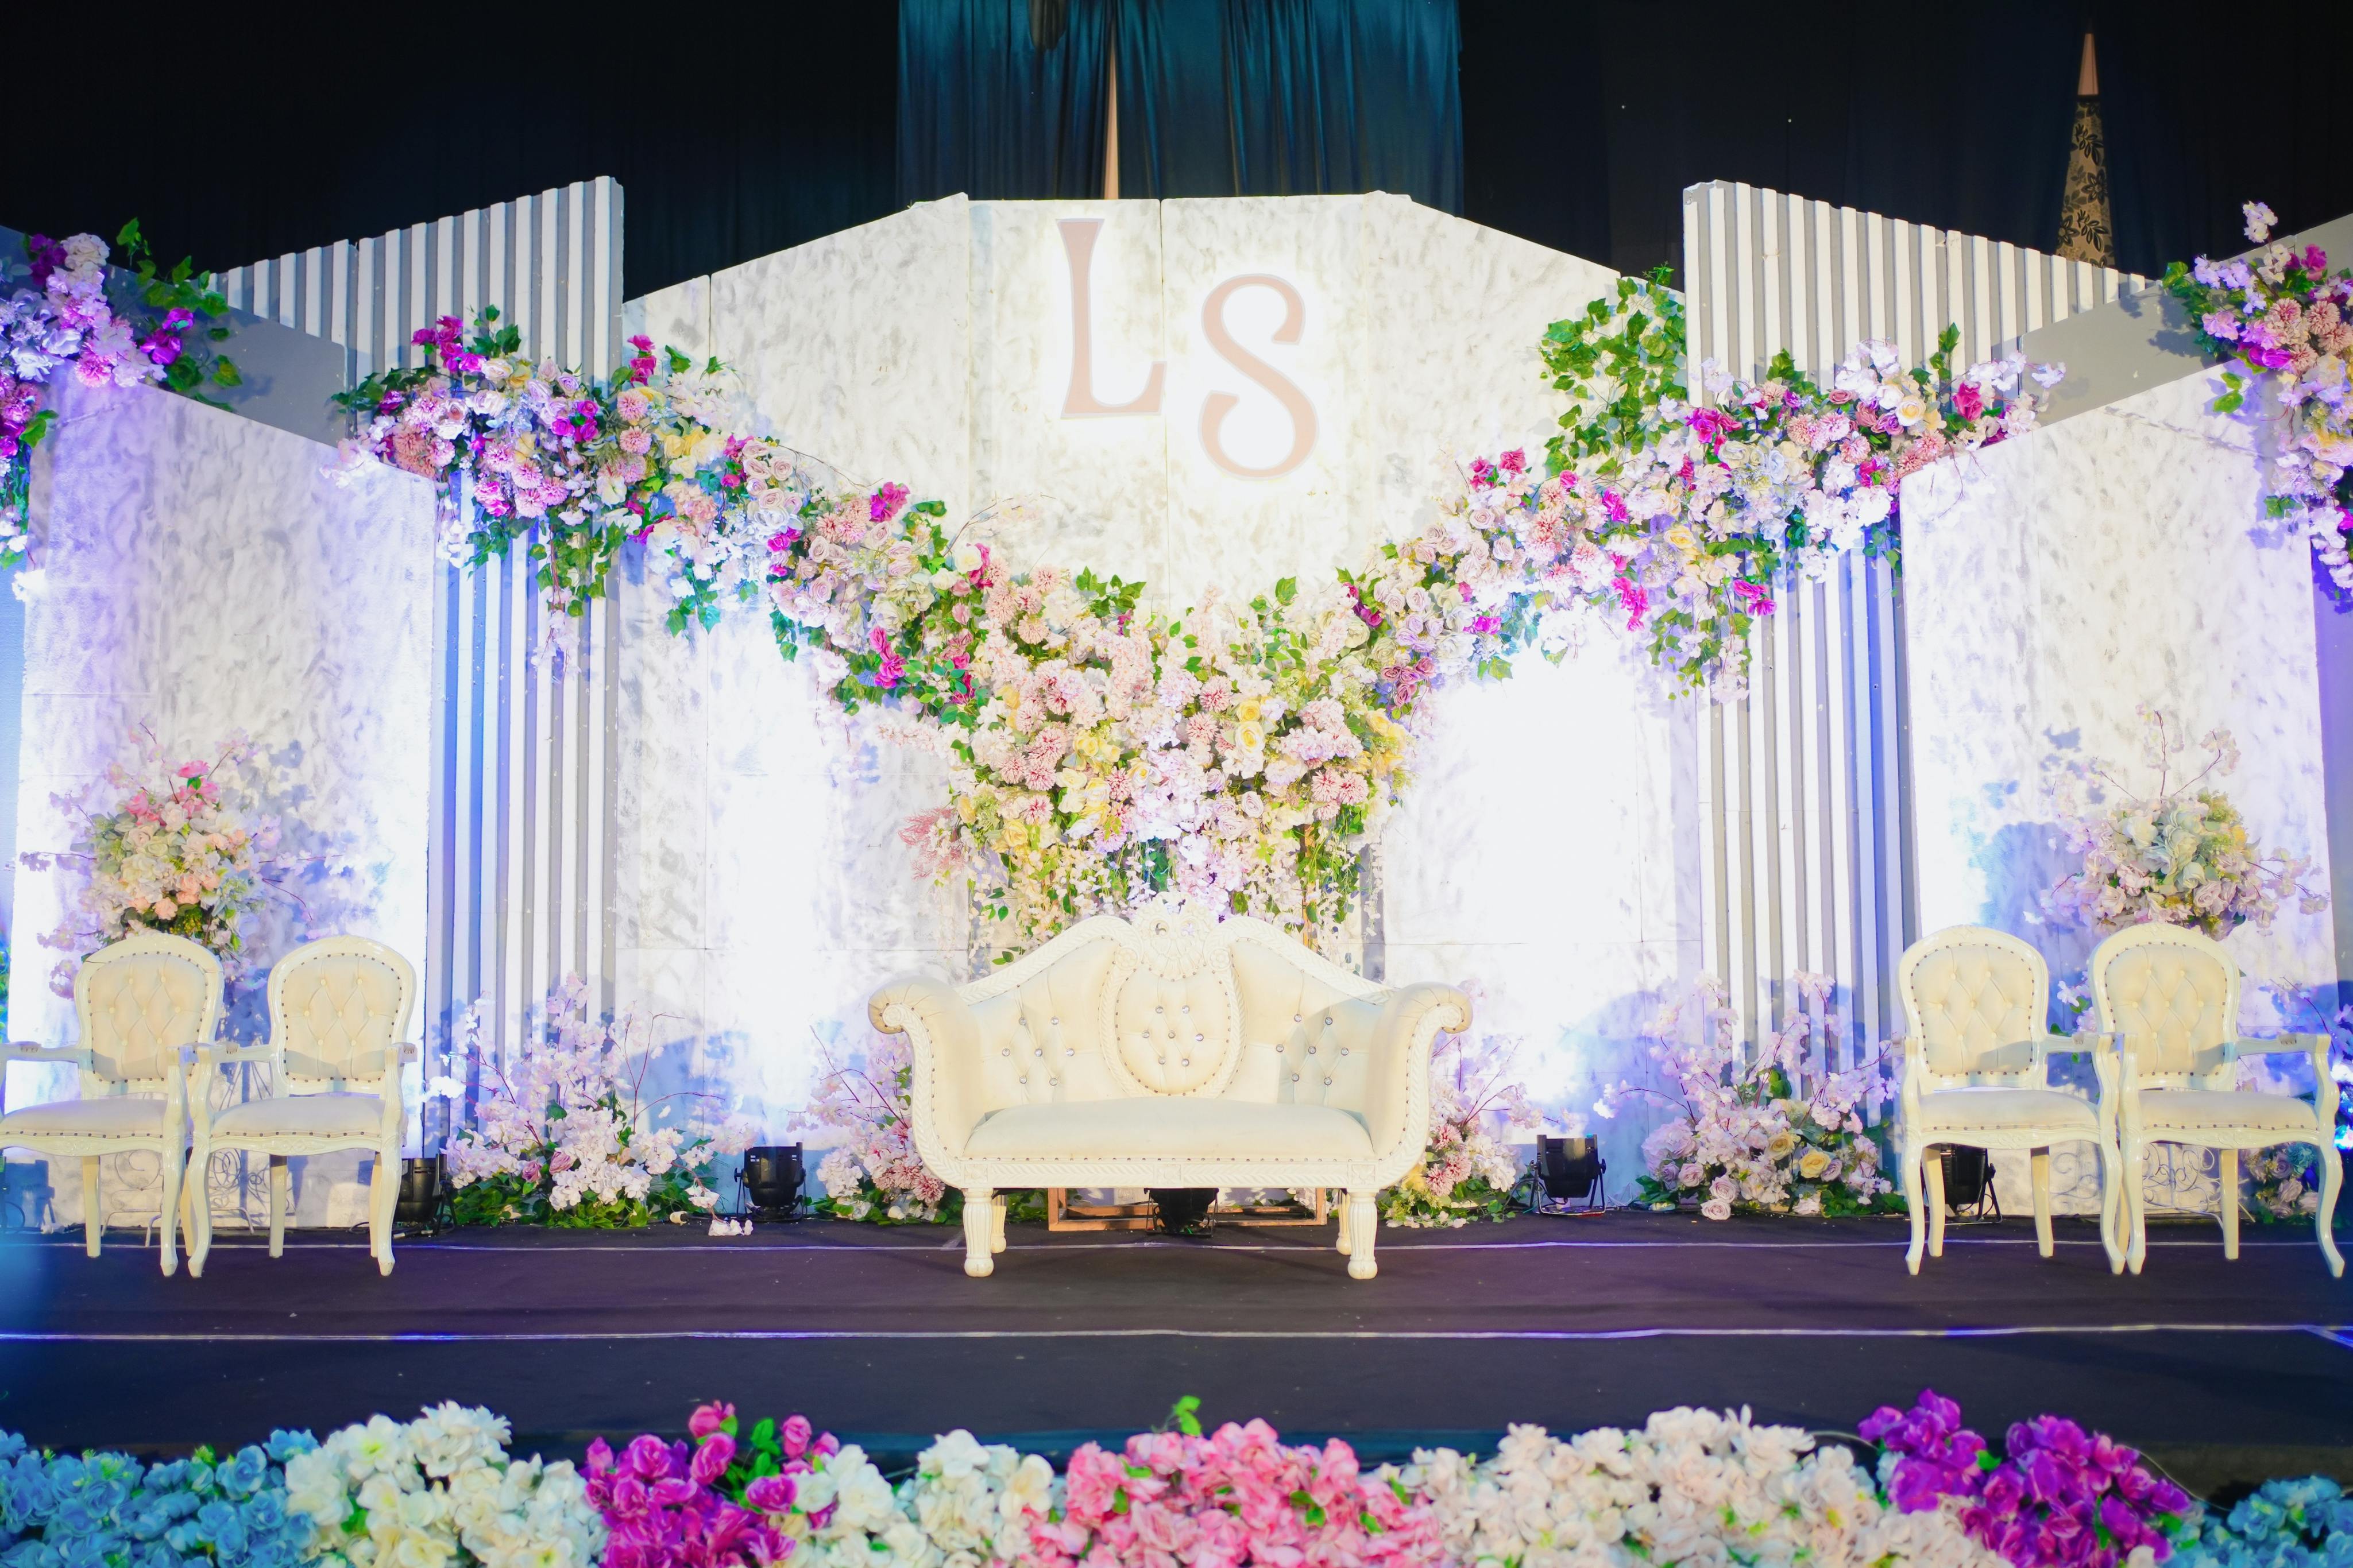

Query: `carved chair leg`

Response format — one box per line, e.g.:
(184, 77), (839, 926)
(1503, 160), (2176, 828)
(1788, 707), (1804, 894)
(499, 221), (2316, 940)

(1924, 1151), (1948, 1259)
(188, 1144), (212, 1277)
(2217, 1148), (2240, 1261)
(1900, 1142), (1926, 1275)
(2123, 1139), (2149, 1275)
(2031, 1149), (2054, 1259)
(80, 1157), (100, 1259)
(370, 1153), (397, 1276)
(2316, 1137), (2345, 1279)
(2095, 1136), (2125, 1274)
(158, 1144), (182, 1278)
(990, 1194), (1007, 1255)
(1335, 1190), (1353, 1256)
(268, 1157), (290, 1259)
(961, 1187), (996, 1277)
(1344, 1190), (1378, 1280)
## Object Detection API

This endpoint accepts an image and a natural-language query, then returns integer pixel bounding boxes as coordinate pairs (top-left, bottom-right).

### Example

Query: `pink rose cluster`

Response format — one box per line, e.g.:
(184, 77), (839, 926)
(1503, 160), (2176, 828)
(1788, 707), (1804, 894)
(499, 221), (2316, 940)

(1031, 1420), (1441, 1568)
(1864, 1389), (2196, 1568)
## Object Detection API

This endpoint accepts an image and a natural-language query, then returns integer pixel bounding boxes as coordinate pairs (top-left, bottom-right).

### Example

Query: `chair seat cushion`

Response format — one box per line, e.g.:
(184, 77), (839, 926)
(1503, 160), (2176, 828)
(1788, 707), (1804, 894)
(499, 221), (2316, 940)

(1915, 1087), (2099, 1135)
(2135, 1089), (2318, 1138)
(0, 1097), (167, 1137)
(965, 1098), (1371, 1160)
(210, 1093), (388, 1140)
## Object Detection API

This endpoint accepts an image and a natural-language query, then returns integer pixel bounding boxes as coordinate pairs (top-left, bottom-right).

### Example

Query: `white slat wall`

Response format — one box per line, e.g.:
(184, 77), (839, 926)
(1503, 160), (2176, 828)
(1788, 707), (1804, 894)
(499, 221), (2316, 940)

(1680, 180), (2142, 1066)
(220, 178), (626, 1125)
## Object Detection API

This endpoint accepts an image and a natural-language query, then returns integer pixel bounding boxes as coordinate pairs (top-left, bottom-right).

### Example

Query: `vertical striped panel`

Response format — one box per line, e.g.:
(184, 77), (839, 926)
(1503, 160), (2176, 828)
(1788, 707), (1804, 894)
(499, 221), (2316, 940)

(1680, 181), (2142, 1058)
(221, 179), (625, 1141)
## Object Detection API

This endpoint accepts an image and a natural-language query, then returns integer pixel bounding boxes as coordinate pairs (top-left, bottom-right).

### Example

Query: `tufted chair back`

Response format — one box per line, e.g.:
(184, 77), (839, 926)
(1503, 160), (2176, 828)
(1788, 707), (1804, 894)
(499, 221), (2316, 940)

(74, 931), (224, 1091)
(267, 937), (415, 1092)
(2091, 923), (2238, 1086)
(1898, 926), (2050, 1085)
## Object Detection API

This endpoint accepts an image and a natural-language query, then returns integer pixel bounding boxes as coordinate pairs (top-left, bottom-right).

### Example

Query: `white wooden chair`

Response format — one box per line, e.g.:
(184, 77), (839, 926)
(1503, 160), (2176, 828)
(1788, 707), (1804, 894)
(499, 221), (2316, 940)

(2091, 922), (2343, 1277)
(187, 936), (417, 1276)
(0, 932), (221, 1273)
(1895, 926), (2124, 1275)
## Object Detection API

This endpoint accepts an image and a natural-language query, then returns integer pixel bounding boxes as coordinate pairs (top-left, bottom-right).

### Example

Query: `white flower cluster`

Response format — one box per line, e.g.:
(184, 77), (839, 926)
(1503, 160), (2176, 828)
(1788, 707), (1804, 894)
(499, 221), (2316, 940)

(789, 1441), (929, 1568)
(285, 1403), (605, 1568)
(441, 978), (755, 1218)
(898, 1430), (1058, 1568)
(799, 1032), (952, 1222)
(1397, 1407), (2001, 1568)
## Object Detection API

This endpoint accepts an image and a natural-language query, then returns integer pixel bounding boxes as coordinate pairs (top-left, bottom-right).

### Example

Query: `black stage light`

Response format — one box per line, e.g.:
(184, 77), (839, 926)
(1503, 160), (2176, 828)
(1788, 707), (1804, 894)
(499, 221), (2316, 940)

(1535, 1135), (1606, 1214)
(394, 1156), (443, 1230)
(1937, 1145), (2000, 1219)
(1147, 1187), (1218, 1237)
(740, 1145), (806, 1220)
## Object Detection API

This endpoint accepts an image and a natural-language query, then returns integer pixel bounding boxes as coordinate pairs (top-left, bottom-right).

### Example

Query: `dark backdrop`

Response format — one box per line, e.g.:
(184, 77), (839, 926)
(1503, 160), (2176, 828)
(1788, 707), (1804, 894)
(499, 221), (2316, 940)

(6, 1), (2351, 308)
(1, 6), (899, 300)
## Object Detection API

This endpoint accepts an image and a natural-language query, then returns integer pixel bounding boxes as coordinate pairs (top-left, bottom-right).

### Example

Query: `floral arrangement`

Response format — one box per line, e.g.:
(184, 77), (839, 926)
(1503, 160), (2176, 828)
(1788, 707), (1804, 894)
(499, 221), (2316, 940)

(2, 226), (243, 569)
(21, 731), (279, 993)
(1040, 1400), (1440, 1568)
(2178, 1476), (2353, 1568)
(1378, 1020), (1538, 1229)
(335, 275), (2053, 953)
(1864, 1389), (2196, 1568)
(438, 978), (756, 1228)
(1402, 1404), (2000, 1568)
(283, 1403), (605, 1568)
(1532, 275), (2061, 695)
(2043, 707), (2327, 939)
(2162, 201), (2353, 597)
(0, 1427), (314, 1568)
(798, 1031), (960, 1224)
(1599, 971), (1898, 1219)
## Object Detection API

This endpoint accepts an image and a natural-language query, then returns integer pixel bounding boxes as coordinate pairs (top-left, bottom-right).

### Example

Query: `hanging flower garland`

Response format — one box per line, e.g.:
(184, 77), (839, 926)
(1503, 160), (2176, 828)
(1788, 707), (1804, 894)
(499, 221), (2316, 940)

(338, 279), (2050, 948)
(2, 226), (245, 568)
(2162, 201), (2353, 595)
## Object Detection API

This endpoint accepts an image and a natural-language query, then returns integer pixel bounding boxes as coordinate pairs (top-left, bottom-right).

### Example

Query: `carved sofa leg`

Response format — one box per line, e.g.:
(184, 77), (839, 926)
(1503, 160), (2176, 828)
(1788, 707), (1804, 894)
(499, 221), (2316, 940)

(1345, 1190), (1378, 1280)
(962, 1187), (996, 1277)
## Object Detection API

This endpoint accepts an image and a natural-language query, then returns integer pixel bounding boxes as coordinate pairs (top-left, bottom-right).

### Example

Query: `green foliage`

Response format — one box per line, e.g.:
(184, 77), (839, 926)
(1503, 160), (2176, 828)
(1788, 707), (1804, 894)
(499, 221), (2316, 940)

(1540, 265), (1687, 477)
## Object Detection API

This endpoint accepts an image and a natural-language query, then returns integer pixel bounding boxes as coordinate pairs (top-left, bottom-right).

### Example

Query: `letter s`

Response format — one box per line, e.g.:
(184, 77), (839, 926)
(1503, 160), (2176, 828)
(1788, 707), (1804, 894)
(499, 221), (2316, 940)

(1197, 274), (1317, 479)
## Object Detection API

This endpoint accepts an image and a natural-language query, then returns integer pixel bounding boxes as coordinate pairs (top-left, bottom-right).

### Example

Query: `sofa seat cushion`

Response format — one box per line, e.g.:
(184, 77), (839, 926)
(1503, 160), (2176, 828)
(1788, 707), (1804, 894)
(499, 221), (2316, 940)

(0, 1097), (168, 1137)
(965, 1098), (1371, 1160)
(1915, 1087), (2099, 1135)
(2135, 1089), (2319, 1139)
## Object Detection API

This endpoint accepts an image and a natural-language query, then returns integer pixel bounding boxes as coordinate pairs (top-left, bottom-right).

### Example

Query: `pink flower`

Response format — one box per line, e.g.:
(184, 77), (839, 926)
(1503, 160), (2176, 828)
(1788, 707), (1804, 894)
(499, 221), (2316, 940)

(688, 1403), (734, 1440)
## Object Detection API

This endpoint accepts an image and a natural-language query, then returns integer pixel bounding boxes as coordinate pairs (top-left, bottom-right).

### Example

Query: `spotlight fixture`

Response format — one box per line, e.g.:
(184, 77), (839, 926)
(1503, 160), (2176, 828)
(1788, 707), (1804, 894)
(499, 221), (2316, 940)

(1937, 1145), (2000, 1222)
(740, 1145), (806, 1221)
(393, 1156), (444, 1232)
(1532, 1134), (1606, 1215)
(1146, 1187), (1218, 1237)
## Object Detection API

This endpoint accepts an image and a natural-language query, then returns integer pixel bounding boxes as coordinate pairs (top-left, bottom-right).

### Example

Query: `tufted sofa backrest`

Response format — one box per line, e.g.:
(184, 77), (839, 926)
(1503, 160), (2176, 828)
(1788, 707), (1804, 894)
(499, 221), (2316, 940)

(959, 906), (1388, 1112)
(1898, 927), (2047, 1083)
(2092, 923), (2236, 1083)
(268, 937), (415, 1090)
(76, 932), (223, 1090)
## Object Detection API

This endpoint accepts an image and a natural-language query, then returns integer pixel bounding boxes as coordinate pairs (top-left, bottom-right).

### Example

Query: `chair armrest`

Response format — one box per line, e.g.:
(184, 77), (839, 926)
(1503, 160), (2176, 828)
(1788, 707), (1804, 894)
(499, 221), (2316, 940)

(2, 1043), (95, 1066)
(187, 1044), (279, 1067)
(871, 978), (985, 1161)
(1361, 982), (1472, 1161)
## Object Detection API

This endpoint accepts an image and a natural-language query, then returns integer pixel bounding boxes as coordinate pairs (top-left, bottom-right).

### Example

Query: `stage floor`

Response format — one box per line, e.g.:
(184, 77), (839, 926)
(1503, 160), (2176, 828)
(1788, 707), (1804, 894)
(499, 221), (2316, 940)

(7, 1211), (2348, 1490)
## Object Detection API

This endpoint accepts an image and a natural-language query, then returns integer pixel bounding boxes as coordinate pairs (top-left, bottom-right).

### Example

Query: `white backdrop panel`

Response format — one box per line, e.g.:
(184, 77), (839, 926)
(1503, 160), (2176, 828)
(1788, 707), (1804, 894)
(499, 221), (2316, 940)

(1904, 364), (2335, 1214)
(12, 378), (435, 1228)
(612, 196), (1694, 1191)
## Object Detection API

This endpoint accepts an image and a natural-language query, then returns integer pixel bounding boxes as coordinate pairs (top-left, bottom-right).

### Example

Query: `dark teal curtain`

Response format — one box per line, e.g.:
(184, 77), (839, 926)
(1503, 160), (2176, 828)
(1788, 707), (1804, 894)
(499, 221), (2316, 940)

(899, 0), (1114, 202)
(1115, 0), (1463, 212)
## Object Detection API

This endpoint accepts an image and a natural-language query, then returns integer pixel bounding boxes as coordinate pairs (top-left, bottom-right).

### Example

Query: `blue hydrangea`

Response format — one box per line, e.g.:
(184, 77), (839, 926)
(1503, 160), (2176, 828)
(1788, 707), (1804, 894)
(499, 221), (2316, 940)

(0, 1431), (314, 1568)
(2177, 1476), (2353, 1568)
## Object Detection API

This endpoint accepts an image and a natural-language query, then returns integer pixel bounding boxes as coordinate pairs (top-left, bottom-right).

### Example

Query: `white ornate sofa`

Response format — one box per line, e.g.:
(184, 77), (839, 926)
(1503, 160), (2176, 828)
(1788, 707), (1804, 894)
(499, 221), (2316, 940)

(868, 901), (1471, 1280)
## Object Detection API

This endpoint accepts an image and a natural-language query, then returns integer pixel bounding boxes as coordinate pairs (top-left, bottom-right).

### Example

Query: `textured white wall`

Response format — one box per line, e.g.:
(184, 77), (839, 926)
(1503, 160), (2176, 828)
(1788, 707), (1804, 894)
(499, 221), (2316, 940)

(1904, 365), (2336, 1213)
(617, 196), (1700, 1189)
(11, 378), (436, 1229)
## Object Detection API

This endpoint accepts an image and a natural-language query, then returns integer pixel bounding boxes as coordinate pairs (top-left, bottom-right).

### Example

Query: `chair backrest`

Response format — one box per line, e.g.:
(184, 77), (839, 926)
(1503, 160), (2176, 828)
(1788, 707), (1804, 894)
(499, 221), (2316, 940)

(74, 931), (224, 1093)
(267, 937), (415, 1092)
(1897, 925), (2050, 1086)
(2090, 922), (2238, 1087)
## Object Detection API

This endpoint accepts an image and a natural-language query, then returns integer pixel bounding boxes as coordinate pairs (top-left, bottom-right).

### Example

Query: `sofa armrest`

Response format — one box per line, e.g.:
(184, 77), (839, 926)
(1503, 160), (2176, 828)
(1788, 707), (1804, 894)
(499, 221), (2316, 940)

(870, 977), (987, 1162)
(1361, 982), (1472, 1161)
